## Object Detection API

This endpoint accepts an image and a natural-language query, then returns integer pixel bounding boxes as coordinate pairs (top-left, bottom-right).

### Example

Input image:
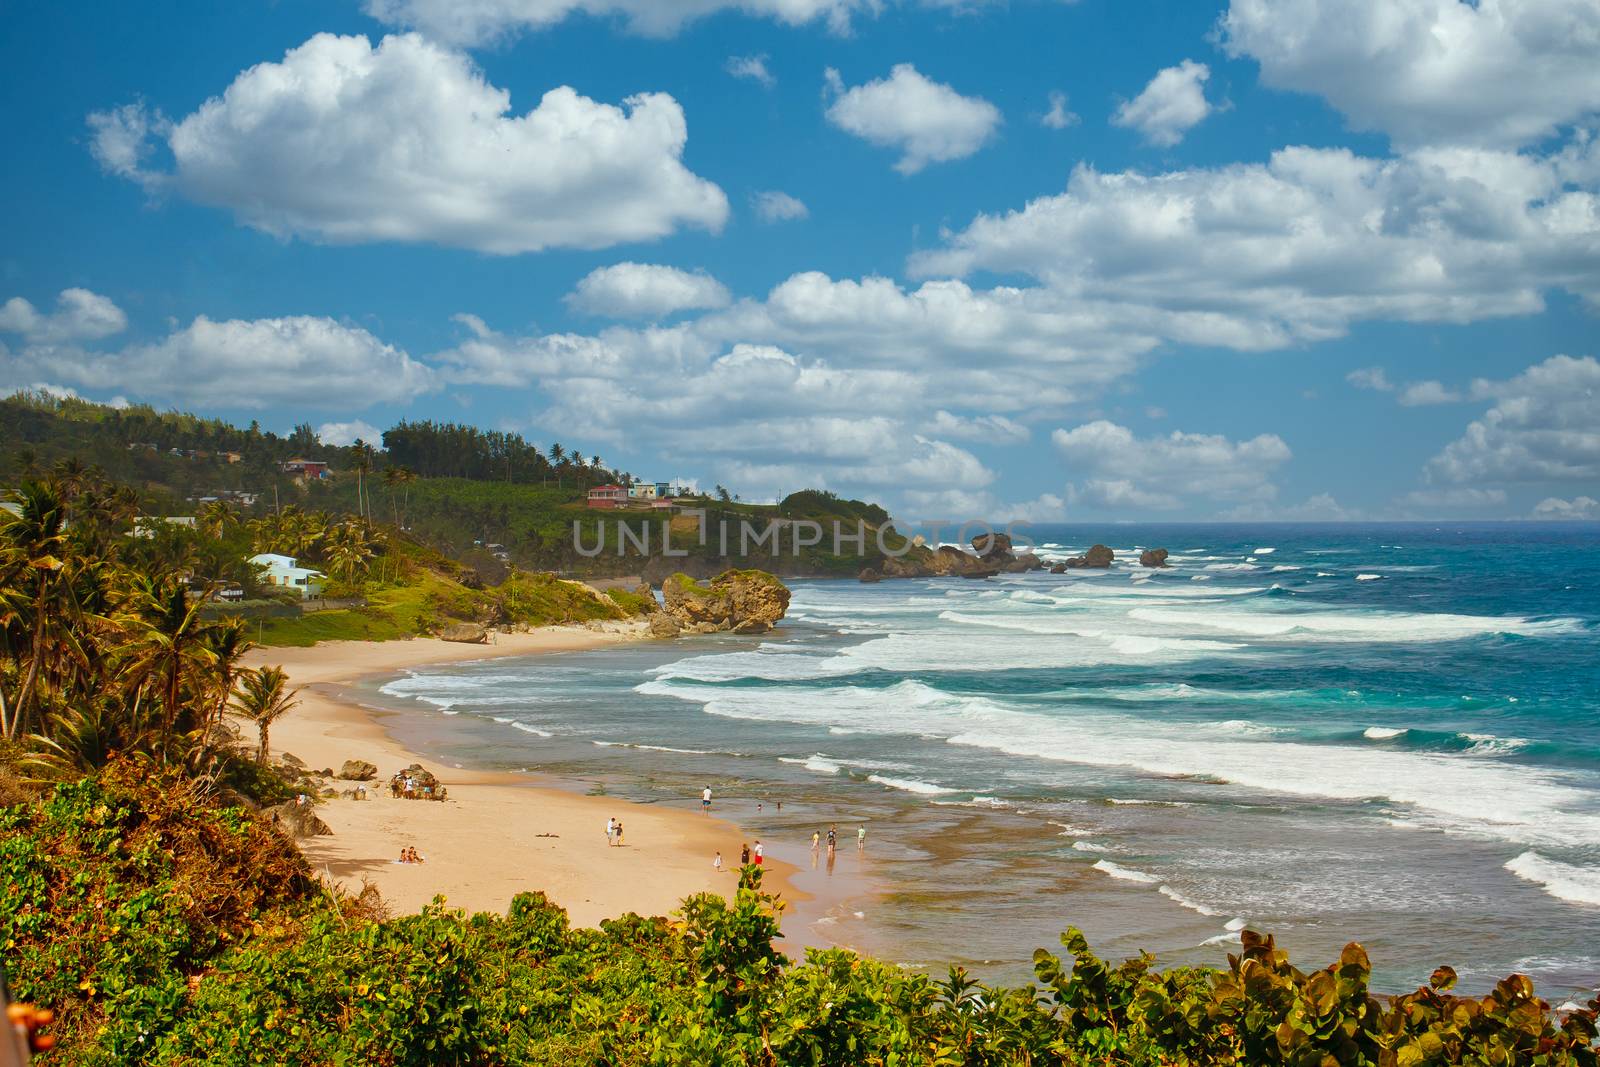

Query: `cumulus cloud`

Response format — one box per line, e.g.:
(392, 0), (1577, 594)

(1052, 420), (1291, 511)
(365, 0), (867, 45)
(1112, 60), (1213, 147)
(0, 289), (128, 344)
(1347, 367), (1394, 392)
(824, 64), (1002, 174)
(5, 316), (436, 410)
(317, 419), (384, 447)
(927, 410), (1031, 444)
(752, 190), (809, 222)
(726, 54), (775, 88)
(1425, 354), (1600, 484)
(1532, 495), (1599, 519)
(87, 33), (727, 255)
(1397, 380), (1464, 406)
(1221, 0), (1600, 149)
(911, 144), (1600, 348)
(1040, 91), (1079, 130)
(566, 263), (731, 319)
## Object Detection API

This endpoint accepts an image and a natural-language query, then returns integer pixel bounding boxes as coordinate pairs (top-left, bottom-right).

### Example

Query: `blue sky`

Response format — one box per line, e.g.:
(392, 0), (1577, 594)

(1, 0), (1597, 521)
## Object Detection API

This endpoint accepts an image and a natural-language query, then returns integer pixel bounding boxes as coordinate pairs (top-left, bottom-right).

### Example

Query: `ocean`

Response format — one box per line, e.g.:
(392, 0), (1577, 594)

(359, 523), (1599, 996)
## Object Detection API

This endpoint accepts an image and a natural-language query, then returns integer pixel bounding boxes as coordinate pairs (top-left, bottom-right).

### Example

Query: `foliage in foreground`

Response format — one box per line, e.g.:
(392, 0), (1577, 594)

(2, 768), (1597, 1066)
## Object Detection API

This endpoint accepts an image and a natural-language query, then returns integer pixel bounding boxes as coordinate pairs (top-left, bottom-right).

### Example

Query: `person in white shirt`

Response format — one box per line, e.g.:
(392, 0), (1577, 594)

(606, 817), (615, 846)
(702, 785), (712, 812)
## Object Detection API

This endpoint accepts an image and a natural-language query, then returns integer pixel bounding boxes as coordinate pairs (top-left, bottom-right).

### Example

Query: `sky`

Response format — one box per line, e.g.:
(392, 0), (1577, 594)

(0, 0), (1597, 522)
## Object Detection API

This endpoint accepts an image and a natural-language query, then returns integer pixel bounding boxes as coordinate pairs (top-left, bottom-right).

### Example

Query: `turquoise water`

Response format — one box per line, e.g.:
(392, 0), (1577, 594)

(370, 523), (1599, 995)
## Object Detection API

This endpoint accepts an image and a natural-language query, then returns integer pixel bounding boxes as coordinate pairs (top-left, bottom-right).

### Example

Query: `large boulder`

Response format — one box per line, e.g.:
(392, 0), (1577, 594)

(1139, 548), (1171, 568)
(338, 759), (377, 781)
(1065, 544), (1115, 569)
(660, 570), (791, 634)
(648, 614), (683, 638)
(858, 568), (882, 583)
(268, 800), (333, 838)
(440, 621), (488, 644)
(970, 531), (1015, 560)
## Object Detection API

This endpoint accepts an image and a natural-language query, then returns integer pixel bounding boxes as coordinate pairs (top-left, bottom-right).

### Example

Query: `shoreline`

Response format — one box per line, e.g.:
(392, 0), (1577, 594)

(242, 626), (813, 931)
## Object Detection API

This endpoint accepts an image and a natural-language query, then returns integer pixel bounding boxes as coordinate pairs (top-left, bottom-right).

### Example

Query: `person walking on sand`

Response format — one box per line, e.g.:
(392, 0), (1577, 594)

(811, 830), (820, 852)
(826, 824), (837, 852)
(740, 843), (750, 865)
(858, 824), (866, 851)
(713, 851), (723, 874)
(606, 817), (615, 846)
(753, 840), (764, 865)
(613, 820), (624, 847)
(702, 785), (712, 812)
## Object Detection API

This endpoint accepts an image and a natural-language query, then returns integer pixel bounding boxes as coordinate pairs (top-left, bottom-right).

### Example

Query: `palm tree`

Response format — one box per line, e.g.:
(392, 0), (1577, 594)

(1, 481), (70, 740)
(550, 443), (566, 487)
(200, 617), (254, 746)
(382, 466), (416, 528)
(352, 441), (373, 521)
(117, 572), (217, 763)
(231, 665), (299, 765)
(197, 500), (236, 540)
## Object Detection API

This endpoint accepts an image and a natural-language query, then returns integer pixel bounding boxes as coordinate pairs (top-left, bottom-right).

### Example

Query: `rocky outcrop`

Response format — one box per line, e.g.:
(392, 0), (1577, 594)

(1065, 544), (1115, 569)
(338, 759), (377, 781)
(439, 622), (488, 644)
(660, 570), (791, 634)
(971, 532), (1016, 560)
(268, 800), (332, 838)
(1139, 548), (1170, 568)
(858, 568), (881, 583)
(648, 614), (683, 638)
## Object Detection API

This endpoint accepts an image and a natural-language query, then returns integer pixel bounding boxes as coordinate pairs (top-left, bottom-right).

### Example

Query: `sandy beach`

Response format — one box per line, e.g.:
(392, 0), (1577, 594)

(241, 627), (802, 928)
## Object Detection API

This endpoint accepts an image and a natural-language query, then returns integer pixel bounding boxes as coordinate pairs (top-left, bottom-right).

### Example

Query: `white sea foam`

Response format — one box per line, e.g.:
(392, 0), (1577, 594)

(1504, 852), (1600, 906)
(593, 741), (720, 755)
(1093, 859), (1160, 884)
(868, 774), (955, 795)
(1126, 605), (1575, 643)
(1159, 884), (1222, 916)
(1254, 547), (1276, 554)
(1224, 916), (1248, 932)
(1191, 574), (1212, 581)
(1270, 565), (1301, 572)
(1463, 733), (1530, 757)
(1201, 931), (1244, 947)
(509, 722), (552, 738)
(779, 754), (843, 775)
(1364, 727), (1406, 740)
(1356, 573), (1382, 581)
(1072, 840), (1108, 852)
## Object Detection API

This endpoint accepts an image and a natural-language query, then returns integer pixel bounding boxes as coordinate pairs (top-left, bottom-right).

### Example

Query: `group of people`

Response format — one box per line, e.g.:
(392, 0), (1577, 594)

(389, 772), (443, 801)
(811, 823), (865, 854)
(396, 846), (425, 864)
(604, 816), (625, 847)
(712, 840), (763, 873)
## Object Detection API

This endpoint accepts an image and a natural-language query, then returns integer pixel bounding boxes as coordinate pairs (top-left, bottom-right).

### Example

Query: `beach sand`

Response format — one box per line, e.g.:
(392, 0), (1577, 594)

(241, 627), (801, 928)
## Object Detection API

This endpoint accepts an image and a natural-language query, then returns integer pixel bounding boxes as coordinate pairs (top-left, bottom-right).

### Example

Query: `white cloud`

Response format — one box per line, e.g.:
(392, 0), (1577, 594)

(1426, 354), (1600, 484)
(1532, 495), (1599, 519)
(824, 64), (1002, 174)
(86, 103), (168, 187)
(365, 0), (867, 45)
(911, 145), (1600, 348)
(726, 54), (775, 88)
(0, 289), (127, 344)
(752, 190), (809, 222)
(88, 33), (727, 255)
(1111, 60), (1213, 147)
(1221, 0), (1600, 149)
(1040, 91), (1079, 130)
(317, 419), (384, 447)
(1052, 420), (1291, 511)
(566, 263), (731, 319)
(5, 315), (436, 410)
(1347, 366), (1394, 392)
(927, 410), (1031, 443)
(1397, 379), (1464, 406)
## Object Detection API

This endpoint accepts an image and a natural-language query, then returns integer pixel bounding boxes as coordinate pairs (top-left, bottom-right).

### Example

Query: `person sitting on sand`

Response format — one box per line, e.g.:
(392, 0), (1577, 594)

(399, 848), (409, 864)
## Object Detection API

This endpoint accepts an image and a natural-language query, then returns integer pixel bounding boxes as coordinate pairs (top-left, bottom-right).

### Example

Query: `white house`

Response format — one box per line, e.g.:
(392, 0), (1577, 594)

(249, 552), (326, 599)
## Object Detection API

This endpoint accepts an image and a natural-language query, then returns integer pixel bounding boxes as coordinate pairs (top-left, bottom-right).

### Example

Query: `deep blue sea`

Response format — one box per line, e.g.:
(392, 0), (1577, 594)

(367, 524), (1600, 996)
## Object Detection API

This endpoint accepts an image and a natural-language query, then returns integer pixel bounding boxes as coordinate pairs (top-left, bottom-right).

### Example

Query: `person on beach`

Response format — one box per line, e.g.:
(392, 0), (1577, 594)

(702, 785), (712, 812)
(606, 817), (615, 846)
(858, 824), (866, 850)
(753, 840), (764, 865)
(811, 830), (820, 852)
(826, 825), (837, 852)
(613, 821), (623, 847)
(713, 851), (723, 874)
(740, 843), (750, 865)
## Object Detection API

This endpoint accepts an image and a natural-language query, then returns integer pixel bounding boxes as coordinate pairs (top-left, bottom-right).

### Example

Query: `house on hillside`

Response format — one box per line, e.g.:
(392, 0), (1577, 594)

(249, 553), (326, 599)
(628, 482), (659, 500)
(587, 484), (627, 508)
(281, 458), (330, 481)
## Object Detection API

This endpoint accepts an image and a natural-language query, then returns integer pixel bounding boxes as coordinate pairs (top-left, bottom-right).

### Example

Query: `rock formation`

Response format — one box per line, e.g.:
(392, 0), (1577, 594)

(338, 759), (377, 781)
(858, 568), (881, 583)
(1065, 544), (1115, 569)
(1139, 548), (1170, 568)
(659, 570), (791, 634)
(439, 621), (488, 644)
(268, 800), (332, 838)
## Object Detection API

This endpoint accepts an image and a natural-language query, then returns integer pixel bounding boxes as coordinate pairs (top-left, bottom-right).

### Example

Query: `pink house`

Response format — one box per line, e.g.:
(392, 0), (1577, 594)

(587, 484), (627, 508)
